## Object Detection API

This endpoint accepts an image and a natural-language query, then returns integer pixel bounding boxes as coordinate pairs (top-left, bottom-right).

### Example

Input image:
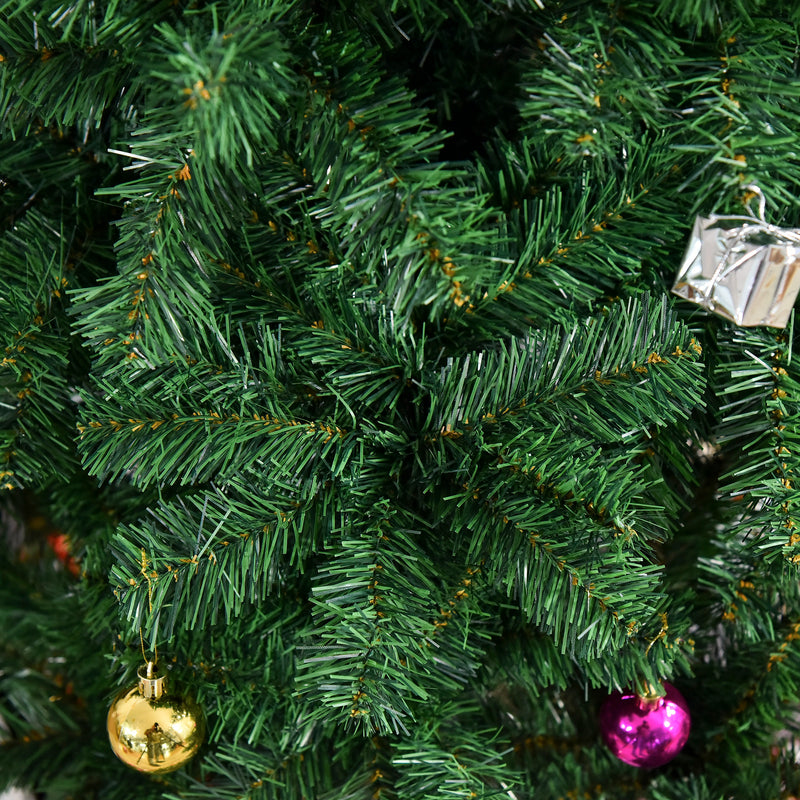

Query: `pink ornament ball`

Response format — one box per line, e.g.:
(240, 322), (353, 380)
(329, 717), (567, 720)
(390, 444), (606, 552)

(599, 682), (691, 768)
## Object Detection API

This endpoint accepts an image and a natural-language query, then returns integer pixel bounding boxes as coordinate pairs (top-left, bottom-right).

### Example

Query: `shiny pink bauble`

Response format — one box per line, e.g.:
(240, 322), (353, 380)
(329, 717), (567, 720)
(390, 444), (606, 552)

(599, 682), (691, 768)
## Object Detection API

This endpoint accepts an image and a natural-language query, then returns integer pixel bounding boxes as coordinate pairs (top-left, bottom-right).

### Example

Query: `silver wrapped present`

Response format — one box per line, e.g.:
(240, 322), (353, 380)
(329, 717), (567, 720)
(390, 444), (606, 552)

(671, 212), (800, 328)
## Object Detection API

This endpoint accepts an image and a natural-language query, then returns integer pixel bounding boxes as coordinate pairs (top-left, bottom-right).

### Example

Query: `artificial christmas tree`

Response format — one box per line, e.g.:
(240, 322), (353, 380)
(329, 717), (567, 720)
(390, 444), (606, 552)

(3, 0), (800, 797)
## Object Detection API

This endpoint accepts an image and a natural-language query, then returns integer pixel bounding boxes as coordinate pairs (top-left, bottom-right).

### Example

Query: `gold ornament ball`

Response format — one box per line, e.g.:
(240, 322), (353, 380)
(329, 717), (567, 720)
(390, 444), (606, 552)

(107, 663), (205, 774)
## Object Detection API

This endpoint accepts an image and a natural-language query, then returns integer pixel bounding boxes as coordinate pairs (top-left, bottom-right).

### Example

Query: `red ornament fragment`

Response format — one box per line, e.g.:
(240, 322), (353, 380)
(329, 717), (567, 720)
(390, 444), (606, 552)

(599, 682), (691, 768)
(47, 532), (80, 577)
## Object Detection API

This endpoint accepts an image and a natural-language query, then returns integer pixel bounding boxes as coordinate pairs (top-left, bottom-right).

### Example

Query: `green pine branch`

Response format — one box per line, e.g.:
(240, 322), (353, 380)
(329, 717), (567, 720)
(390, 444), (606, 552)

(296, 501), (483, 735)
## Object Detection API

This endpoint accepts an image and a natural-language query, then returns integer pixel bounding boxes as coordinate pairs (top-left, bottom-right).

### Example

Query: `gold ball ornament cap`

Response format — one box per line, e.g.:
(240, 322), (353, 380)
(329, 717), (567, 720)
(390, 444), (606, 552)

(107, 663), (205, 774)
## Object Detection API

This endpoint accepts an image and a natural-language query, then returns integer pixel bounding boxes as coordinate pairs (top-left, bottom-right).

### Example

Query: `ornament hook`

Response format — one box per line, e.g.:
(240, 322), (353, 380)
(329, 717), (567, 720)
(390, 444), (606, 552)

(743, 184), (766, 222)
(139, 626), (158, 668)
(635, 681), (664, 711)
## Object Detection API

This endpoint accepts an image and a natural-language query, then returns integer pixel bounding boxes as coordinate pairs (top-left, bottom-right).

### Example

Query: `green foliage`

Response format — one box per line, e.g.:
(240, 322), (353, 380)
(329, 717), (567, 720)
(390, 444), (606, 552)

(4, 0), (800, 798)
(297, 503), (490, 735)
(145, 2), (296, 169)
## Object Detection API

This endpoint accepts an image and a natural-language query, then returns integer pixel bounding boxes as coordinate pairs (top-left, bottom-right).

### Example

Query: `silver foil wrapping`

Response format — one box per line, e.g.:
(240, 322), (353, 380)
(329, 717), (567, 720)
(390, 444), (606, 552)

(671, 214), (800, 328)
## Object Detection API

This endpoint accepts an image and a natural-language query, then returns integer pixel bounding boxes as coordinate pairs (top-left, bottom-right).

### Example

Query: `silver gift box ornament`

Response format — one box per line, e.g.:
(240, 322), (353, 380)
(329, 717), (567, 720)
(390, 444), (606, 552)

(671, 213), (800, 328)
